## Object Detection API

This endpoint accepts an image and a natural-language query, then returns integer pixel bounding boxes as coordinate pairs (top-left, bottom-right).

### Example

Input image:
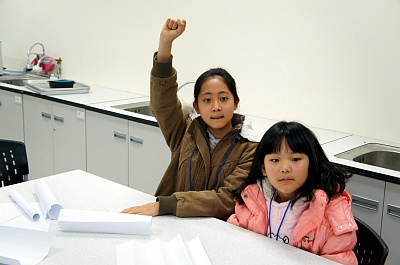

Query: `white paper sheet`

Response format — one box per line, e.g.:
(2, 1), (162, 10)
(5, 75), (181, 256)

(9, 190), (41, 221)
(34, 179), (62, 220)
(116, 235), (211, 265)
(0, 226), (54, 265)
(0, 203), (50, 232)
(58, 209), (152, 235)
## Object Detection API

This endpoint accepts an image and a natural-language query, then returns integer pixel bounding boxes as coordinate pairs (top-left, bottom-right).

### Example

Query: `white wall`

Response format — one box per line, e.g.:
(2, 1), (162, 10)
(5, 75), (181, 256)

(1, 0), (399, 143)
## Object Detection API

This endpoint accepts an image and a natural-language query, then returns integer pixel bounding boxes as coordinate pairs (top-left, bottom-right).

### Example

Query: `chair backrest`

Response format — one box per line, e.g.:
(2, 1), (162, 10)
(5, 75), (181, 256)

(353, 216), (389, 265)
(0, 139), (29, 187)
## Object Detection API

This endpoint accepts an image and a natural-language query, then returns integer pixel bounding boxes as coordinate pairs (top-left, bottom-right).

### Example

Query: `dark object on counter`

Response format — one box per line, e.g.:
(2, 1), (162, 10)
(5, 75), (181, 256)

(0, 139), (29, 187)
(353, 216), (389, 264)
(48, 79), (75, 88)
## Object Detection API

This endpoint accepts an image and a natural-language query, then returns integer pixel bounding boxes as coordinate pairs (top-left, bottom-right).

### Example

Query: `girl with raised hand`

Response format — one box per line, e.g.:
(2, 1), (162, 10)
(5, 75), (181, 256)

(122, 18), (259, 220)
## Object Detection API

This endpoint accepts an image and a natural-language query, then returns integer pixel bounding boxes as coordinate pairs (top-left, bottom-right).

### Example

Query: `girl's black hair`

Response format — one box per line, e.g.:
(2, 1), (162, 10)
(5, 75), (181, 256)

(233, 121), (352, 206)
(194, 68), (239, 104)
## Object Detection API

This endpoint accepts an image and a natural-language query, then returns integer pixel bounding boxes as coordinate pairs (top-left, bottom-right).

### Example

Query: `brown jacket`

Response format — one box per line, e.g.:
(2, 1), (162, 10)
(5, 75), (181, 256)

(150, 53), (259, 220)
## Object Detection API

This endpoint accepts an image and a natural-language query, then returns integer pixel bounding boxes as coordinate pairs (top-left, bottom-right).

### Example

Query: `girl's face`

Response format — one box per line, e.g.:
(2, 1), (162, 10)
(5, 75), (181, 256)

(262, 139), (309, 203)
(193, 76), (238, 139)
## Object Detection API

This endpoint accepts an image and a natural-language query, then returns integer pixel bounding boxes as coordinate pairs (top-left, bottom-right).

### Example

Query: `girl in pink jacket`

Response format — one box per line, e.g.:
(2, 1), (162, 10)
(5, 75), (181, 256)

(227, 121), (358, 265)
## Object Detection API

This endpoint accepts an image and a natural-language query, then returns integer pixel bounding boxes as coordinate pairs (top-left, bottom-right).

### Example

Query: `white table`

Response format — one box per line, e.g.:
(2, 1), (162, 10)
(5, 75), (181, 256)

(0, 170), (338, 265)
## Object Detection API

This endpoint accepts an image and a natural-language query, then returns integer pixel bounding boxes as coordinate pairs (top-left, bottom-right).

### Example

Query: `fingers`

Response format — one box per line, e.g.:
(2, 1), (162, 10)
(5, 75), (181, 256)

(166, 18), (186, 32)
(120, 202), (160, 216)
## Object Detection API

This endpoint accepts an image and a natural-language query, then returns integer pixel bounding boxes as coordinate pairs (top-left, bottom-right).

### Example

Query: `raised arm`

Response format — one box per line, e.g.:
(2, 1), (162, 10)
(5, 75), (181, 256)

(157, 18), (186, 62)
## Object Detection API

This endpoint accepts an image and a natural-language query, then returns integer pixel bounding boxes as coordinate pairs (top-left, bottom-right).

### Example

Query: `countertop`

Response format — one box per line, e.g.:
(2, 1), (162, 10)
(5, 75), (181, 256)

(1, 80), (399, 183)
(0, 170), (339, 265)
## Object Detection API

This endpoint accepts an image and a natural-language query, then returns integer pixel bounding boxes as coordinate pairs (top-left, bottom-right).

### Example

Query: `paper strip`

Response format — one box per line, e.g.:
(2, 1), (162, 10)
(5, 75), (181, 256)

(9, 190), (40, 221)
(34, 179), (62, 220)
(58, 209), (152, 235)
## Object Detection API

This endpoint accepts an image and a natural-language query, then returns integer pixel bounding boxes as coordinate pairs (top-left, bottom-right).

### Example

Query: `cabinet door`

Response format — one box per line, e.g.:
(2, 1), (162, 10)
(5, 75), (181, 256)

(381, 182), (400, 265)
(345, 174), (385, 235)
(86, 110), (128, 186)
(23, 95), (54, 179)
(52, 102), (86, 174)
(0, 90), (24, 141)
(128, 121), (170, 195)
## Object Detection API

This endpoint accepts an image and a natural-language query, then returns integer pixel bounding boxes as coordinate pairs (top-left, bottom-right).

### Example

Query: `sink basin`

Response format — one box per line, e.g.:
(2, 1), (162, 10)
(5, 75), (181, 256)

(0, 73), (48, 86)
(111, 101), (154, 117)
(335, 143), (400, 172)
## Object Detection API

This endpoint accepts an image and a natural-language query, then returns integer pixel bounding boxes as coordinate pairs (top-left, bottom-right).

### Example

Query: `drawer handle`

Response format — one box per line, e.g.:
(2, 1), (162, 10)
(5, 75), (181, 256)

(130, 136), (143, 145)
(54, 115), (64, 123)
(41, 112), (51, 119)
(0, 101), (2, 107)
(352, 194), (379, 211)
(113, 132), (126, 140)
(387, 204), (400, 219)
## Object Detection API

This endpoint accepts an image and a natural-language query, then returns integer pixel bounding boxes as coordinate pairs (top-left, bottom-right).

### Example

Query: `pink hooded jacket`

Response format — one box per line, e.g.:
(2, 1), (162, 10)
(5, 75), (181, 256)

(227, 184), (358, 265)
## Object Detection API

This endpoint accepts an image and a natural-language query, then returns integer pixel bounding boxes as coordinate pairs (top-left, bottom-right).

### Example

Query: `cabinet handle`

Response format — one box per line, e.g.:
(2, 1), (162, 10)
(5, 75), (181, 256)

(113, 131), (126, 140)
(130, 136), (143, 145)
(352, 194), (379, 211)
(0, 101), (2, 107)
(54, 115), (64, 123)
(387, 204), (400, 219)
(41, 112), (51, 119)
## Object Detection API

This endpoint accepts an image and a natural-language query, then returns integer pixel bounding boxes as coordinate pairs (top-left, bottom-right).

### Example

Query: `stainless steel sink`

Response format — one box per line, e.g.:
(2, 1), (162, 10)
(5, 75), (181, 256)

(0, 73), (48, 86)
(335, 143), (400, 172)
(111, 101), (154, 117)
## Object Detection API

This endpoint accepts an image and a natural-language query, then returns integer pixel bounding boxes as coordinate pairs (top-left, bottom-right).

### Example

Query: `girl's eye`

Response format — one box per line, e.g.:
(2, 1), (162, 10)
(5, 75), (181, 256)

(270, 159), (279, 162)
(292, 157), (302, 162)
(204, 98), (211, 103)
(220, 97), (228, 102)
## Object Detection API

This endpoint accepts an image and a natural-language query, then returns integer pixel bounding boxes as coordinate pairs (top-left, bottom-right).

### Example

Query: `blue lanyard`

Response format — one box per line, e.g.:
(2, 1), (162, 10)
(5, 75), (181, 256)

(188, 128), (241, 191)
(268, 190), (293, 240)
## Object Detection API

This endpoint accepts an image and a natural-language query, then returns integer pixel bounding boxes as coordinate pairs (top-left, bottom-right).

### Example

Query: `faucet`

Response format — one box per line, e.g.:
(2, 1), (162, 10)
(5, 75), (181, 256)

(25, 43), (45, 72)
(178, 80), (196, 92)
(37, 55), (60, 79)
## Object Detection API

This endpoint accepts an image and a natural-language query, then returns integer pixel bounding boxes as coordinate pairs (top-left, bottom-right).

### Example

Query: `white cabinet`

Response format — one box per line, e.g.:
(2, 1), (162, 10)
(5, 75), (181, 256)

(346, 173), (400, 265)
(0, 89), (24, 141)
(345, 174), (385, 234)
(86, 110), (170, 193)
(23, 95), (86, 179)
(128, 121), (169, 195)
(86, 110), (129, 186)
(381, 182), (400, 265)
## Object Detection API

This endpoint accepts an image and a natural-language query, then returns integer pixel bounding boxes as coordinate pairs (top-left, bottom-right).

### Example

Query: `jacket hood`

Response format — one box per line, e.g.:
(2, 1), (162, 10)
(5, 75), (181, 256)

(182, 102), (261, 143)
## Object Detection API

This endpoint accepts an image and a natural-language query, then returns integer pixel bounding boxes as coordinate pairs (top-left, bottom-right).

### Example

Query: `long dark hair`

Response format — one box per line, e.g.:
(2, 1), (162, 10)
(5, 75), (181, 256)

(233, 121), (352, 206)
(194, 68), (239, 105)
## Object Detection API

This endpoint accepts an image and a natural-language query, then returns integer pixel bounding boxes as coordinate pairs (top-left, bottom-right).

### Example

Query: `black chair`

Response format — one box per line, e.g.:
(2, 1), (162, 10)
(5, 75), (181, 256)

(353, 216), (389, 265)
(0, 139), (29, 187)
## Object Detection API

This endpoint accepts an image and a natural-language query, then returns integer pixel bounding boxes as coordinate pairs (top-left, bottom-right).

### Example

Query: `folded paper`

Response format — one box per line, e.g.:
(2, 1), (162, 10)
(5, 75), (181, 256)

(9, 190), (41, 221)
(116, 234), (211, 265)
(0, 226), (53, 265)
(58, 209), (152, 235)
(34, 179), (62, 220)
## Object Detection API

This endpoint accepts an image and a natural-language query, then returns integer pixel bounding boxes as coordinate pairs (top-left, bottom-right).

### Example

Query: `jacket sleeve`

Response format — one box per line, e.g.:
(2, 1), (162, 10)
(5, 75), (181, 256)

(227, 185), (268, 235)
(319, 231), (358, 265)
(174, 141), (257, 220)
(150, 52), (188, 152)
(318, 195), (358, 265)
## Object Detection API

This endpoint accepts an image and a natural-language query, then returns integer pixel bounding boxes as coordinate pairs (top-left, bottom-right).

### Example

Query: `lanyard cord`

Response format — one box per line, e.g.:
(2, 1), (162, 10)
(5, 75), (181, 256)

(268, 190), (293, 240)
(188, 128), (241, 191)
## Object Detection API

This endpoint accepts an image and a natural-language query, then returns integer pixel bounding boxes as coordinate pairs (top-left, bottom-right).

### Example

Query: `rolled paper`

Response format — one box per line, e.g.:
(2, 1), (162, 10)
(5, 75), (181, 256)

(34, 179), (62, 220)
(9, 190), (40, 221)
